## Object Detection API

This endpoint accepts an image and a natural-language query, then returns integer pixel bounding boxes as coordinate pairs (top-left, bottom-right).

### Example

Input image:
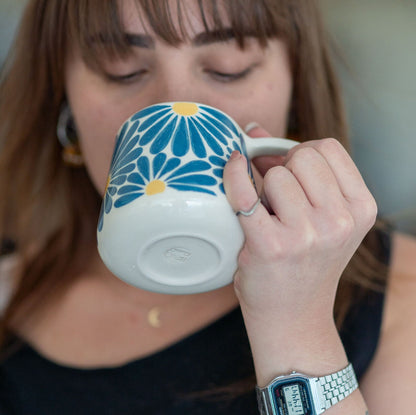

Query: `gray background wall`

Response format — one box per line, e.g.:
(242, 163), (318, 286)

(0, 0), (26, 64)
(1, 0), (415, 235)
(319, 0), (416, 234)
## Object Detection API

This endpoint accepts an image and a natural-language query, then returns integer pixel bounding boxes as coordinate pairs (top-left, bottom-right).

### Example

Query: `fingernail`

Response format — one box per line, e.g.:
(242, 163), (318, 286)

(229, 150), (241, 161)
(244, 122), (260, 133)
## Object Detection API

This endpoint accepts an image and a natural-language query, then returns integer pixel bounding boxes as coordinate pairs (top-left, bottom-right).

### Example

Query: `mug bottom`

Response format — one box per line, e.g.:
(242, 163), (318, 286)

(137, 234), (222, 287)
(97, 191), (244, 294)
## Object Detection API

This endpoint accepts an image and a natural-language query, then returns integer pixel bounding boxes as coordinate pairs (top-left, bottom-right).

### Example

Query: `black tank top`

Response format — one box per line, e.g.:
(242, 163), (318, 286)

(0, 229), (390, 414)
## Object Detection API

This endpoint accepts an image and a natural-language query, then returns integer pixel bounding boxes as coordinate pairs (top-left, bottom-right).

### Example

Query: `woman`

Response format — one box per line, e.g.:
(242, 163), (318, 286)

(0, 0), (415, 414)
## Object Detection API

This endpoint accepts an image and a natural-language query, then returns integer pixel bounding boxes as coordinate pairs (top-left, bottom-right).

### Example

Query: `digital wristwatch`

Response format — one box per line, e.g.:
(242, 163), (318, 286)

(256, 363), (358, 415)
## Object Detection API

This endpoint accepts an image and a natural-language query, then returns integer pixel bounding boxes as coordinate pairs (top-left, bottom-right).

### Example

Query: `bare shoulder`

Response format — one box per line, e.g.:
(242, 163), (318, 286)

(359, 232), (416, 413)
(389, 232), (416, 281)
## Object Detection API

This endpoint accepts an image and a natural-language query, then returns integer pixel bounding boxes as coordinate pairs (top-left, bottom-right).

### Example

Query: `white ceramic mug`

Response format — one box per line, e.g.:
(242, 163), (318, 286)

(97, 102), (298, 294)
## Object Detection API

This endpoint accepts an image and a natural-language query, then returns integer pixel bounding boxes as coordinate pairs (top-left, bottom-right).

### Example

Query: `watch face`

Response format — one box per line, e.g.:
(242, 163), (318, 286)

(271, 378), (315, 415)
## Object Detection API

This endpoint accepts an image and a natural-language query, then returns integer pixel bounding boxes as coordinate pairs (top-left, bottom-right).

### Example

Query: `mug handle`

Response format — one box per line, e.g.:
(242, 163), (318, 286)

(242, 134), (299, 158)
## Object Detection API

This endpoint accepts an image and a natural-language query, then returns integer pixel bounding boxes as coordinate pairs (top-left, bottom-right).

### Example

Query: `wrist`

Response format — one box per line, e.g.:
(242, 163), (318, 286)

(241, 308), (348, 387)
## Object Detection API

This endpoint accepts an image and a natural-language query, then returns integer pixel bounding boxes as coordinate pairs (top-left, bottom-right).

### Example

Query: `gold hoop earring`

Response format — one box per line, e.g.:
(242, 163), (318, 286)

(57, 104), (84, 167)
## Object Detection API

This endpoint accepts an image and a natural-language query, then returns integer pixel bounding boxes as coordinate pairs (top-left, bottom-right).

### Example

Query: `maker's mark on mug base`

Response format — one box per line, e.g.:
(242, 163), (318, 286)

(164, 247), (192, 264)
(137, 235), (222, 287)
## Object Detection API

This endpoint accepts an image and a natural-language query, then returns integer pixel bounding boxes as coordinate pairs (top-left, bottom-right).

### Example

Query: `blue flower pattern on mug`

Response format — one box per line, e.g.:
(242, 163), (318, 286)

(132, 102), (241, 158)
(98, 120), (144, 231)
(115, 153), (217, 208)
(98, 102), (246, 231)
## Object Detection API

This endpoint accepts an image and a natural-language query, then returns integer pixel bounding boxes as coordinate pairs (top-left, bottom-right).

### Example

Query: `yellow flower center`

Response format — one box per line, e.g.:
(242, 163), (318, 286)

(172, 102), (199, 116)
(104, 176), (111, 194)
(146, 180), (166, 196)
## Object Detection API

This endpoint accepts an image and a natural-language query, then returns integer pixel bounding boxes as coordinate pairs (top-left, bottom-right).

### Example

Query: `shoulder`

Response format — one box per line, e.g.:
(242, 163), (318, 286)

(359, 232), (416, 413)
(384, 232), (416, 325)
(382, 232), (416, 335)
(390, 232), (416, 279)
(384, 232), (416, 334)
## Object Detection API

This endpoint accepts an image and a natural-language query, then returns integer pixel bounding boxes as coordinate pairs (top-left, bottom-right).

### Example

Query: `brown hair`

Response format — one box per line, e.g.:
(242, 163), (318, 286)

(0, 0), (387, 350)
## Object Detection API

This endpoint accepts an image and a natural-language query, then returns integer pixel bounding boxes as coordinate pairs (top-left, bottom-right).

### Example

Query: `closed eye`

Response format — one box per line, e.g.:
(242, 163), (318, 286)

(104, 69), (147, 84)
(207, 66), (255, 83)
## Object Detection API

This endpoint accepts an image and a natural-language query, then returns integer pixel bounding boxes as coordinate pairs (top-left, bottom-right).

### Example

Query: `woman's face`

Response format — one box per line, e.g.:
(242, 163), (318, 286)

(65, 0), (293, 194)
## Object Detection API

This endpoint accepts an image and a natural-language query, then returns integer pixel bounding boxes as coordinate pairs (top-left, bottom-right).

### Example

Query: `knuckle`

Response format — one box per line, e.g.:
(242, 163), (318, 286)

(286, 147), (316, 172)
(317, 137), (344, 154)
(335, 211), (355, 240)
(322, 209), (355, 247)
(263, 165), (289, 188)
(283, 223), (319, 257)
(241, 232), (285, 264)
(293, 146), (317, 160)
(238, 196), (258, 213)
(260, 234), (285, 261)
(290, 225), (319, 255)
(358, 193), (378, 228)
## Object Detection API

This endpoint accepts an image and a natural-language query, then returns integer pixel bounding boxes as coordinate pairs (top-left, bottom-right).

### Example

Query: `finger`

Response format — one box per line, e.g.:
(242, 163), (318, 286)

(223, 151), (274, 250)
(261, 165), (312, 226)
(285, 146), (346, 209)
(244, 124), (288, 212)
(253, 155), (287, 177)
(287, 139), (369, 202)
(310, 139), (377, 229)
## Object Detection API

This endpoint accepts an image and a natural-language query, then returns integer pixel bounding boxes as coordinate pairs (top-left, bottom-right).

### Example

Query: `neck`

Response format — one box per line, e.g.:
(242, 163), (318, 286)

(15, 250), (239, 368)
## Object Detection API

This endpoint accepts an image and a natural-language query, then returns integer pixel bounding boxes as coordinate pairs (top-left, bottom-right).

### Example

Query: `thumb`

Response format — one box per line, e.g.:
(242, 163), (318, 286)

(223, 151), (258, 213)
(223, 151), (271, 249)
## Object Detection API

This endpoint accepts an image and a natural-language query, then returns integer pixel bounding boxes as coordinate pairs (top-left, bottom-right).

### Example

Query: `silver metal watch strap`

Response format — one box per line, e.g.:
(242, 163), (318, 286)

(315, 363), (358, 413)
(256, 388), (267, 415)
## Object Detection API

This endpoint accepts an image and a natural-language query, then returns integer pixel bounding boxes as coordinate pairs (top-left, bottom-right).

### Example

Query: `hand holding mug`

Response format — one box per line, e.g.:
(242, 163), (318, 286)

(223, 134), (378, 322)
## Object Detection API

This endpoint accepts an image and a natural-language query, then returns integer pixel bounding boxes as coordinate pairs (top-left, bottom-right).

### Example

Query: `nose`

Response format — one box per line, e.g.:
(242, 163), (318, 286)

(149, 59), (212, 106)
(160, 79), (195, 104)
(154, 74), (199, 104)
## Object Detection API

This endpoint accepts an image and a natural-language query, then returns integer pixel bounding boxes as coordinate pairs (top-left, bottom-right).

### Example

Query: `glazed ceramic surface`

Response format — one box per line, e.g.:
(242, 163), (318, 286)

(97, 102), (297, 294)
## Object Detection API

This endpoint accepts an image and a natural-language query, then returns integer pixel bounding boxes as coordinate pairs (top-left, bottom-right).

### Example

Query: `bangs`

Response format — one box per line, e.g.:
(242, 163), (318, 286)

(65, 0), (292, 71)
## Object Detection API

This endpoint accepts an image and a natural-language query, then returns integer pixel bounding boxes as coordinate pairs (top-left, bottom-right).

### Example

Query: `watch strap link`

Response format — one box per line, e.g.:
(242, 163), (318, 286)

(256, 388), (272, 415)
(315, 363), (358, 413)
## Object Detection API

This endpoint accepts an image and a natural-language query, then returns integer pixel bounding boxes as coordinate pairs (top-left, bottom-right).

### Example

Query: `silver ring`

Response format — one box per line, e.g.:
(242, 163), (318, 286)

(236, 198), (262, 217)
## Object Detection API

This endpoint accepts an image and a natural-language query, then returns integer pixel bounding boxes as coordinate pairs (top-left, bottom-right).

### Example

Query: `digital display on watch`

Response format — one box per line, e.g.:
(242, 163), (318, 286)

(283, 384), (304, 415)
(272, 379), (314, 415)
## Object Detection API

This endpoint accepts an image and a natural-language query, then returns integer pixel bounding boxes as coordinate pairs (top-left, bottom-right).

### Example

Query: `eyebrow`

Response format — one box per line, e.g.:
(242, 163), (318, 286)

(192, 28), (237, 46)
(124, 28), (238, 49)
(124, 33), (155, 49)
